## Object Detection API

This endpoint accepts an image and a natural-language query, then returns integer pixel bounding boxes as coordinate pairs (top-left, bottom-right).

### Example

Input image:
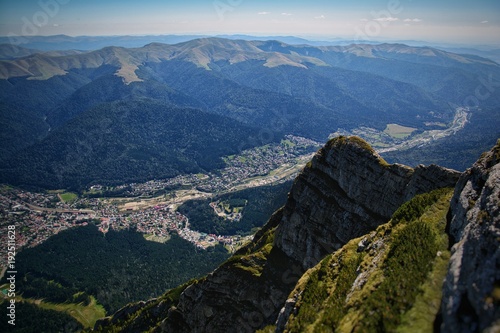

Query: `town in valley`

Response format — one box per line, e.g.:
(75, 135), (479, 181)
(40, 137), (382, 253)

(0, 136), (320, 270)
(0, 110), (468, 272)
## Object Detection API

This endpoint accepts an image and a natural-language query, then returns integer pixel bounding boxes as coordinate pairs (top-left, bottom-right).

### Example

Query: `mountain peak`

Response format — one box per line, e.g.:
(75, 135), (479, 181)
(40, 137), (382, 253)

(326, 135), (380, 158)
(1, 37), (497, 83)
(274, 135), (458, 270)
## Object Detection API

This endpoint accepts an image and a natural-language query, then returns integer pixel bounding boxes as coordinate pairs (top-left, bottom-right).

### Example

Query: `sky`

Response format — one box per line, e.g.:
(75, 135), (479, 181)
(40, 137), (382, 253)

(0, 0), (499, 46)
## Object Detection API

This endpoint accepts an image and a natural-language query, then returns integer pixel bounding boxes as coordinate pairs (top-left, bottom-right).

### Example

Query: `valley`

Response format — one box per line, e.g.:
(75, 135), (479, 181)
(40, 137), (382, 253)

(333, 107), (470, 153)
(0, 34), (499, 332)
(0, 107), (479, 271)
(0, 134), (316, 322)
(378, 107), (470, 153)
(0, 135), (319, 271)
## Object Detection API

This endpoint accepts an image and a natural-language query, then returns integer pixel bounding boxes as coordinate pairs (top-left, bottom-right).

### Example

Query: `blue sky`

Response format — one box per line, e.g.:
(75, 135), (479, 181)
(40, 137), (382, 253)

(1, 0), (499, 45)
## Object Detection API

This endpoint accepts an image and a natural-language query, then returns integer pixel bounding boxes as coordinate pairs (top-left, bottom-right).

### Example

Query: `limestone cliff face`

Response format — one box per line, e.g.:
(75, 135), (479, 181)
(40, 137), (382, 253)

(157, 210), (301, 333)
(276, 188), (455, 333)
(93, 136), (461, 332)
(441, 140), (500, 333)
(162, 137), (459, 332)
(274, 137), (460, 270)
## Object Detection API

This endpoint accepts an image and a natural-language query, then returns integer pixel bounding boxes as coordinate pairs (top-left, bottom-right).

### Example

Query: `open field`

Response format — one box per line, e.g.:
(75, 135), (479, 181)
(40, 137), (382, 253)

(115, 189), (211, 212)
(378, 108), (469, 154)
(59, 192), (78, 203)
(384, 124), (418, 139)
(143, 234), (171, 243)
(34, 296), (106, 328)
(0, 288), (106, 329)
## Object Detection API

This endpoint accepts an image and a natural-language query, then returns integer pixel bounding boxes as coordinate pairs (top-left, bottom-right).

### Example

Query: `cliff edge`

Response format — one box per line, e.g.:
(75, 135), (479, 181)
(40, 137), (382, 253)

(93, 136), (466, 332)
(441, 139), (500, 333)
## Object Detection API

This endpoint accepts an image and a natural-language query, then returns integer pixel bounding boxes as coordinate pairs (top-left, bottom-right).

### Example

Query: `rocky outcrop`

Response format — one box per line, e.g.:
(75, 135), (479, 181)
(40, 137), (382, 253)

(441, 139), (500, 333)
(156, 209), (303, 333)
(274, 136), (460, 270)
(93, 136), (461, 332)
(276, 188), (455, 332)
(158, 137), (460, 332)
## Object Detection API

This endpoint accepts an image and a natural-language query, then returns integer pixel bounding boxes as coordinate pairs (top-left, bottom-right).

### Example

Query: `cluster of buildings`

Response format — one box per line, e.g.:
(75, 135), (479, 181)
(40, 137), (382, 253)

(0, 190), (94, 268)
(0, 187), (244, 269)
(88, 135), (320, 196)
(0, 135), (320, 269)
(198, 136), (319, 193)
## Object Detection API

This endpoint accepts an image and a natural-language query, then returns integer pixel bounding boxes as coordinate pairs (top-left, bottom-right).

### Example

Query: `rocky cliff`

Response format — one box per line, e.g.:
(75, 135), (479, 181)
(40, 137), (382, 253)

(441, 139), (500, 333)
(269, 139), (500, 333)
(276, 187), (455, 332)
(274, 137), (459, 271)
(93, 136), (475, 333)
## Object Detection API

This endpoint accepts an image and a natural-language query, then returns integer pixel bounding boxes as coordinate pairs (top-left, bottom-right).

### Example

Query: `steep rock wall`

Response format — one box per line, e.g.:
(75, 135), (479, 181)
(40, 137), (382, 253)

(94, 136), (461, 332)
(274, 136), (459, 270)
(441, 140), (500, 333)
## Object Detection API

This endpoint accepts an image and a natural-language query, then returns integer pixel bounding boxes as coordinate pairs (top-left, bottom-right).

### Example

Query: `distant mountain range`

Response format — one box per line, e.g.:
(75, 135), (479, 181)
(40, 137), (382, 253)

(2, 34), (500, 62)
(0, 37), (499, 189)
(1, 35), (498, 333)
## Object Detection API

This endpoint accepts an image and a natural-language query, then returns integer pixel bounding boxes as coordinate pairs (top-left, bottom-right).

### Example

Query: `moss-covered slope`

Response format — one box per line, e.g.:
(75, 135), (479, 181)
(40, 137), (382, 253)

(278, 188), (454, 333)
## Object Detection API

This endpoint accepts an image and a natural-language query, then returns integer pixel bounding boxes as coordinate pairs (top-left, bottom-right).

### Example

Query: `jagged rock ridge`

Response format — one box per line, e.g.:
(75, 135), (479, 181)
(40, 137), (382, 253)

(274, 136), (460, 271)
(441, 139), (500, 333)
(92, 136), (466, 332)
(277, 187), (455, 332)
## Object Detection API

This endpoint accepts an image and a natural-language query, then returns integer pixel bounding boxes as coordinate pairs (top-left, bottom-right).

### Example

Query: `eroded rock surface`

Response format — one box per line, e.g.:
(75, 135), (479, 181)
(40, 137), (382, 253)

(274, 137), (460, 270)
(442, 140), (500, 333)
(159, 137), (459, 332)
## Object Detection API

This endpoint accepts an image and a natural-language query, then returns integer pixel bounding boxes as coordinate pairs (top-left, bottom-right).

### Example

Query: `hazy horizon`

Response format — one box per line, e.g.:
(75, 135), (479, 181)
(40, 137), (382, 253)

(1, 0), (499, 47)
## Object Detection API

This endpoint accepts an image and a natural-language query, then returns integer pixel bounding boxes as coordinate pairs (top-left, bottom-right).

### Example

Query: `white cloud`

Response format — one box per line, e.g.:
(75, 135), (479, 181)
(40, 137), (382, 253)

(281, 13), (293, 16)
(481, 20), (489, 24)
(374, 17), (399, 22)
(315, 15), (326, 20)
(404, 18), (423, 22)
(258, 12), (271, 15)
(360, 18), (369, 22)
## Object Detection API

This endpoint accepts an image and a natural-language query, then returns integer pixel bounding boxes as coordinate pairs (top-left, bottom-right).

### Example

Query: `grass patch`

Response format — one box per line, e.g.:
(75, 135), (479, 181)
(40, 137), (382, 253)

(397, 251), (451, 333)
(233, 242), (273, 277)
(394, 190), (455, 332)
(351, 189), (453, 332)
(354, 221), (439, 332)
(23, 296), (106, 329)
(284, 188), (454, 333)
(384, 124), (417, 139)
(143, 234), (171, 243)
(227, 224), (277, 278)
(284, 241), (363, 333)
(60, 192), (78, 203)
(391, 188), (453, 226)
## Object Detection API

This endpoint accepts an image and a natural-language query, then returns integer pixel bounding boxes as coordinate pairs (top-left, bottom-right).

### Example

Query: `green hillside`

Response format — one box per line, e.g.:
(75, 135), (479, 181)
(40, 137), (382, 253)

(0, 99), (274, 190)
(275, 188), (453, 332)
